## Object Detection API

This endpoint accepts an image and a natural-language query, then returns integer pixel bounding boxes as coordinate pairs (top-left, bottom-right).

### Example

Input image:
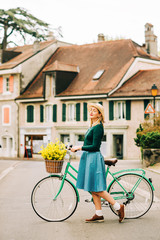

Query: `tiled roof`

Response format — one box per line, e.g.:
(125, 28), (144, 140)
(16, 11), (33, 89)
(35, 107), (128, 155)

(0, 40), (56, 70)
(43, 60), (79, 73)
(110, 69), (160, 97)
(18, 39), (160, 99)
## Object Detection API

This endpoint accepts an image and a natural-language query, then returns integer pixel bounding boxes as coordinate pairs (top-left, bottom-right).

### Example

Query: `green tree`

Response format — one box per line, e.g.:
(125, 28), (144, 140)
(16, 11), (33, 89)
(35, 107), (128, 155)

(0, 7), (60, 50)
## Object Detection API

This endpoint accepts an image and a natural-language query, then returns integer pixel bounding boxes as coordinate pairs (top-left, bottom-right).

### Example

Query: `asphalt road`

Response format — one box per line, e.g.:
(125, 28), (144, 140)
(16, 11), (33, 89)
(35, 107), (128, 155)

(0, 159), (160, 240)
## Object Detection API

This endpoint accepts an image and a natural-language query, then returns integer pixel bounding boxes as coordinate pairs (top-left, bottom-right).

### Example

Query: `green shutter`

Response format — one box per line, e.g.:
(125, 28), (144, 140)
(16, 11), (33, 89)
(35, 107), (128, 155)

(62, 103), (66, 122)
(53, 104), (57, 122)
(40, 105), (44, 122)
(144, 100), (149, 119)
(99, 101), (103, 105)
(27, 105), (34, 122)
(76, 103), (80, 121)
(109, 101), (114, 120)
(126, 100), (131, 120)
(83, 102), (87, 121)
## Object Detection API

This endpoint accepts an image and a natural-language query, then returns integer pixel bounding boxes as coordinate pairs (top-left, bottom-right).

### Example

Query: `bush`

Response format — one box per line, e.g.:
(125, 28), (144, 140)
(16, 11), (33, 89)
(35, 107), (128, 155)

(140, 131), (160, 148)
(134, 114), (160, 149)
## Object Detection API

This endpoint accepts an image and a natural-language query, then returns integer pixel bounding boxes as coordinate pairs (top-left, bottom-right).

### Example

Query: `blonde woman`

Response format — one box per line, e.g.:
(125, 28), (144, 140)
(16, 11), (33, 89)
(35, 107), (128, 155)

(71, 103), (125, 223)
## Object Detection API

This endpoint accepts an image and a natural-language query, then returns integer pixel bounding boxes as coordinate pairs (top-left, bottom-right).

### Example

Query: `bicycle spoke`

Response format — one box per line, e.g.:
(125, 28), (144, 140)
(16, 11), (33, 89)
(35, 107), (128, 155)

(31, 176), (78, 222)
(108, 173), (153, 219)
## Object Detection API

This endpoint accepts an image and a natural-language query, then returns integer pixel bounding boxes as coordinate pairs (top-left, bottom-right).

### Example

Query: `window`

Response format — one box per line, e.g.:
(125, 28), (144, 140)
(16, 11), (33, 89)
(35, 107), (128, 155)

(109, 100), (131, 121)
(3, 76), (14, 93)
(4, 78), (10, 92)
(116, 101), (126, 120)
(155, 100), (160, 112)
(62, 103), (81, 122)
(27, 105), (34, 123)
(2, 106), (11, 125)
(45, 105), (52, 122)
(93, 70), (105, 80)
(68, 103), (75, 121)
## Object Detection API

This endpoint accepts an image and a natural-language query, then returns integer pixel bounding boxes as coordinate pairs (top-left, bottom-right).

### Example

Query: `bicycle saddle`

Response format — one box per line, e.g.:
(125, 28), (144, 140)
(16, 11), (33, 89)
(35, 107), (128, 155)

(104, 158), (118, 166)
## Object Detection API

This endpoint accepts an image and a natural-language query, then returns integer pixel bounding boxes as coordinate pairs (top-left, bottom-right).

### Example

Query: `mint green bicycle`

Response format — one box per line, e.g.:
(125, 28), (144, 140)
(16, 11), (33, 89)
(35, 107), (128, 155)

(31, 150), (154, 222)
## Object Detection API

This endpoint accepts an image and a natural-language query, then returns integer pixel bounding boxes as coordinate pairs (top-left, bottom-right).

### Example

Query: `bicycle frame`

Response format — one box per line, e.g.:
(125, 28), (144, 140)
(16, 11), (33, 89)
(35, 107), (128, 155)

(51, 153), (154, 203)
(52, 160), (80, 201)
(106, 166), (154, 201)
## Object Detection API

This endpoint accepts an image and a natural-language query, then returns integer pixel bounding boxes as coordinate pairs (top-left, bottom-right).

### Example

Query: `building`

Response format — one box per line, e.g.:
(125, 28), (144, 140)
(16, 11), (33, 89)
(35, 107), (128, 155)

(16, 36), (160, 160)
(0, 40), (71, 157)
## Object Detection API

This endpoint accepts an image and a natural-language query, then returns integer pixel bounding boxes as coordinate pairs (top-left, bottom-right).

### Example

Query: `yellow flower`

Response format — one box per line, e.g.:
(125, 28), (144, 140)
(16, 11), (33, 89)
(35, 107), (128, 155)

(38, 140), (67, 160)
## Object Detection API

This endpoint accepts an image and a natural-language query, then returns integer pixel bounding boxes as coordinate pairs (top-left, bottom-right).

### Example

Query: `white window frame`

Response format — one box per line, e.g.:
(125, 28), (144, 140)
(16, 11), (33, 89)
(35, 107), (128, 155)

(45, 105), (52, 122)
(2, 105), (11, 126)
(115, 101), (126, 120)
(3, 77), (11, 94)
(67, 103), (76, 122)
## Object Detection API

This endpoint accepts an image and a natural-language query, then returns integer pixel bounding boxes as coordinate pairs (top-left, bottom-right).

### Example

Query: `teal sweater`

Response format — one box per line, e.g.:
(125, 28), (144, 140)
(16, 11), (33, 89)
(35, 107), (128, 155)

(82, 123), (104, 152)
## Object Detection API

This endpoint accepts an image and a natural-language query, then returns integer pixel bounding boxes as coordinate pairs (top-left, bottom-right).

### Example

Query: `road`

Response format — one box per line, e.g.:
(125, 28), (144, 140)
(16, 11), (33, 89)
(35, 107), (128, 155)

(0, 159), (160, 240)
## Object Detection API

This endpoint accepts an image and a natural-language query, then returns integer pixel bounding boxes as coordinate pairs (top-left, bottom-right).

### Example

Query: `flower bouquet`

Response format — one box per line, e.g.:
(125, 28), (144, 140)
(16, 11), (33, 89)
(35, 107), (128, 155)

(39, 140), (67, 173)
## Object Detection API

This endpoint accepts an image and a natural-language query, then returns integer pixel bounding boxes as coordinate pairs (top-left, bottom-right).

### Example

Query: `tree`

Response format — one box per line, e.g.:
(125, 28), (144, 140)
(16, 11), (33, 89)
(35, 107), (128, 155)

(0, 7), (60, 50)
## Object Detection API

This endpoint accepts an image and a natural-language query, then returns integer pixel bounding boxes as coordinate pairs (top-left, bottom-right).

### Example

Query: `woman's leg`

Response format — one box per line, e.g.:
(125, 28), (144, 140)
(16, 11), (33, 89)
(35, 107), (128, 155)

(93, 190), (116, 205)
(85, 191), (125, 223)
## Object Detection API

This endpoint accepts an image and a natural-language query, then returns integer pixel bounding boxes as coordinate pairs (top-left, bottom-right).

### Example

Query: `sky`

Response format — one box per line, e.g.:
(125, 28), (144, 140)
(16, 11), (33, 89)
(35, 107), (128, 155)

(1, 0), (160, 48)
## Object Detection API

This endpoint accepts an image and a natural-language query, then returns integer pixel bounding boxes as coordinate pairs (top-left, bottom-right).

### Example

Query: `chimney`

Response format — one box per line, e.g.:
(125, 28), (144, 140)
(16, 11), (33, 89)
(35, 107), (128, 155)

(145, 23), (158, 56)
(33, 40), (40, 53)
(98, 33), (105, 42)
(47, 31), (56, 41)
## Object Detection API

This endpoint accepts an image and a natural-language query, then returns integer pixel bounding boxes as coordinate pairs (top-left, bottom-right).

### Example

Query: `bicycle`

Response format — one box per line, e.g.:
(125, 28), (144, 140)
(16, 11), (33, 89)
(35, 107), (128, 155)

(31, 149), (155, 222)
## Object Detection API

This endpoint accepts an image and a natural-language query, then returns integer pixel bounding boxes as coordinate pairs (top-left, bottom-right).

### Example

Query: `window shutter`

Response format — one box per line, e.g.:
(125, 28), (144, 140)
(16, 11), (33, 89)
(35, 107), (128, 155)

(76, 103), (80, 121)
(9, 75), (14, 92)
(126, 100), (131, 120)
(0, 76), (3, 93)
(40, 105), (44, 122)
(99, 101), (103, 105)
(53, 104), (57, 122)
(62, 103), (66, 122)
(109, 101), (114, 120)
(27, 105), (34, 122)
(4, 107), (10, 124)
(144, 100), (149, 119)
(83, 102), (87, 121)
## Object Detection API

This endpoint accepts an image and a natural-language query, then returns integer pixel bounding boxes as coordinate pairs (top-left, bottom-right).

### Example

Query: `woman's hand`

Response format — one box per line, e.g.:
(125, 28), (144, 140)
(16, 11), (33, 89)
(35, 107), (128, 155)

(70, 146), (82, 152)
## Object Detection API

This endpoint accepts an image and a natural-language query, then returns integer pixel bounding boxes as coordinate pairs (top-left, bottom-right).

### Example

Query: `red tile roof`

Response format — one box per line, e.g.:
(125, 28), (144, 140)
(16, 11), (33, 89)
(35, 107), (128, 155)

(43, 60), (79, 73)
(0, 40), (56, 70)
(110, 69), (160, 97)
(17, 39), (160, 99)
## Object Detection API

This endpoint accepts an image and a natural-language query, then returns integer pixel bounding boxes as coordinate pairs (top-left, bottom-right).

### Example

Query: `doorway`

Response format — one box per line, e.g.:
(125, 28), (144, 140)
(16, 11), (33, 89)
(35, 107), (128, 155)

(113, 135), (123, 159)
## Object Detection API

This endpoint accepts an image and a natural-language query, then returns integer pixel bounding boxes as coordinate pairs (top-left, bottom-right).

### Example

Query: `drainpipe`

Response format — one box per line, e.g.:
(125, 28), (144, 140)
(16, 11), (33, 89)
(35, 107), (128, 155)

(14, 99), (20, 158)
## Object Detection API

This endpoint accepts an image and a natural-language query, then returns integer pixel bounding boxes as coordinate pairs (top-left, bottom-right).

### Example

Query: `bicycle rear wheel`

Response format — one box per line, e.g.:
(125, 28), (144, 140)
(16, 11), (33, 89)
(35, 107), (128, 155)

(31, 175), (78, 222)
(108, 173), (154, 219)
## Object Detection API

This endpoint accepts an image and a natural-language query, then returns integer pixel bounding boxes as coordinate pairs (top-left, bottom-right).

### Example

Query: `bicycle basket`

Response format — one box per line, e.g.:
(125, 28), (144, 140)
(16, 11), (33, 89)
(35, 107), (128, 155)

(45, 159), (64, 173)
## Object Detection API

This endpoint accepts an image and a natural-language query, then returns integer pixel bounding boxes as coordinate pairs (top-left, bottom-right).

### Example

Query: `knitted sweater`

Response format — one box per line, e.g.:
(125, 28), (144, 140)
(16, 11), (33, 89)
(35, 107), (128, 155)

(82, 123), (104, 152)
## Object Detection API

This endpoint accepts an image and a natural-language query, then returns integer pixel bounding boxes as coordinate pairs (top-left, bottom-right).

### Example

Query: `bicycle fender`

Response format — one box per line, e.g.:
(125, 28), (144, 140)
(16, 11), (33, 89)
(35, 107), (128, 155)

(107, 172), (155, 191)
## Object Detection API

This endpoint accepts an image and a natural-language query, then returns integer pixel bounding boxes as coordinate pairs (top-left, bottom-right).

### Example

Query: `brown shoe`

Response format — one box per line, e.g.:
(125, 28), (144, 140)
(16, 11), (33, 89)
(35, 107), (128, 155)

(117, 204), (125, 223)
(85, 214), (104, 223)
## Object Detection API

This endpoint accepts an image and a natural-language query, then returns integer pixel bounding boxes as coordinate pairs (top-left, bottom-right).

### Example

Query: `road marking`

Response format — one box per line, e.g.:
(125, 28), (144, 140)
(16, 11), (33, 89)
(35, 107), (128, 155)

(0, 161), (20, 181)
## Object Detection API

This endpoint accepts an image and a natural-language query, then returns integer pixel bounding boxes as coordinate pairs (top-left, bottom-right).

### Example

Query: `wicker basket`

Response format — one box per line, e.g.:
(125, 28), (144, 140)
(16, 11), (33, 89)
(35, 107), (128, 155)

(45, 159), (64, 173)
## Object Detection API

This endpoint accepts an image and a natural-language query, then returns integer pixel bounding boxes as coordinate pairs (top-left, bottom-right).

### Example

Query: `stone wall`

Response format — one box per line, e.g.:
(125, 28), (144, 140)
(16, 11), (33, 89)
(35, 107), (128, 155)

(143, 149), (160, 167)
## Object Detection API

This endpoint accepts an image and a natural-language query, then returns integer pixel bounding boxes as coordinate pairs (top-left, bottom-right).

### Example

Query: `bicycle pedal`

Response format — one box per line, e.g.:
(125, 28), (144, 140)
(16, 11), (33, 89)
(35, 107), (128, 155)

(85, 199), (92, 203)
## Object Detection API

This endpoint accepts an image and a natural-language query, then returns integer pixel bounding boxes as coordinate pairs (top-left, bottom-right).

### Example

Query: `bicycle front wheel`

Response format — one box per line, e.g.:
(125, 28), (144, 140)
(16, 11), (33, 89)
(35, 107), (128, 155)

(108, 173), (154, 219)
(31, 176), (78, 222)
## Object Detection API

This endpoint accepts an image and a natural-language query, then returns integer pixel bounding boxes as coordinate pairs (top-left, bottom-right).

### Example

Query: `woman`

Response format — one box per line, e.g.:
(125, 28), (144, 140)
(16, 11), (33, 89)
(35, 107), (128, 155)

(71, 103), (125, 223)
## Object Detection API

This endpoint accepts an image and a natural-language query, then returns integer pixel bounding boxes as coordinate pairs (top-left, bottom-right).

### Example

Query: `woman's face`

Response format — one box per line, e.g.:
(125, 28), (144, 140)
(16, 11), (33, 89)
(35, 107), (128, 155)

(89, 107), (101, 120)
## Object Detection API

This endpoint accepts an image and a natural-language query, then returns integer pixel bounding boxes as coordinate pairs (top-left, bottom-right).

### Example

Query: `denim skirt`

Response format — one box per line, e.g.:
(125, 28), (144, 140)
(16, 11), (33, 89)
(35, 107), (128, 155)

(76, 151), (106, 192)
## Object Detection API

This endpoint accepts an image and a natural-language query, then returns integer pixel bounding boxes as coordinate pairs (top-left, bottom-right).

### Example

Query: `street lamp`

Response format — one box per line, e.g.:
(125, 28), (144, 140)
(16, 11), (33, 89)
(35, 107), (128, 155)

(151, 84), (158, 123)
(151, 84), (158, 109)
